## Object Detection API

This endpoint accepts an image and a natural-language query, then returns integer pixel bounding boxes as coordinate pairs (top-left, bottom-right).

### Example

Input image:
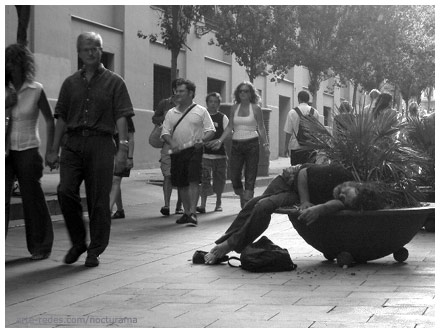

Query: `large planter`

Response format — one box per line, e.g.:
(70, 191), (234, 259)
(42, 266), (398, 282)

(276, 204), (435, 266)
(419, 186), (435, 232)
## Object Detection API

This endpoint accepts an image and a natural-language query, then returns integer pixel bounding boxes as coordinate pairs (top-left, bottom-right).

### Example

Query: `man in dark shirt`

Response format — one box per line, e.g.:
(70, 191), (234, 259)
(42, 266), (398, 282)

(47, 32), (134, 267)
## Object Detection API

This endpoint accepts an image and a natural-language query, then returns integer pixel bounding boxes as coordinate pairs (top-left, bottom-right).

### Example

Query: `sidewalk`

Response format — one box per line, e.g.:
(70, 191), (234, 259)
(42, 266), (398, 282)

(5, 157), (435, 328)
(8, 157), (290, 222)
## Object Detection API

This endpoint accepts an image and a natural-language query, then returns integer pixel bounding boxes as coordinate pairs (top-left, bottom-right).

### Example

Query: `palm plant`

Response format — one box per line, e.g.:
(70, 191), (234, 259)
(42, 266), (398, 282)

(300, 107), (430, 207)
(404, 114), (435, 187)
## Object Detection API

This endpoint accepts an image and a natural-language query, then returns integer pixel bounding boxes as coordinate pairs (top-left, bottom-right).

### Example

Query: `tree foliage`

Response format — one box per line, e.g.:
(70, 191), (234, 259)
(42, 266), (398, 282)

(333, 6), (391, 98)
(138, 5), (213, 81)
(209, 5), (280, 82)
(140, 5), (435, 110)
(385, 6), (435, 109)
(271, 6), (348, 106)
(333, 6), (434, 110)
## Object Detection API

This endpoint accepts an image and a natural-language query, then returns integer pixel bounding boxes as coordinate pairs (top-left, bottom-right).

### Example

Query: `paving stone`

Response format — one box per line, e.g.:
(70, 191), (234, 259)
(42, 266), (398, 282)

(367, 314), (435, 327)
(5, 161), (435, 328)
(209, 319), (312, 328)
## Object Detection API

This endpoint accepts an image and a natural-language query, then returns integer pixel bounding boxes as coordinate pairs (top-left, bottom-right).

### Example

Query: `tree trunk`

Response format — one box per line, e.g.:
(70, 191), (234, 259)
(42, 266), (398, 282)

(351, 82), (358, 108)
(170, 6), (180, 81)
(171, 48), (179, 82)
(15, 5), (31, 46)
(308, 72), (320, 108)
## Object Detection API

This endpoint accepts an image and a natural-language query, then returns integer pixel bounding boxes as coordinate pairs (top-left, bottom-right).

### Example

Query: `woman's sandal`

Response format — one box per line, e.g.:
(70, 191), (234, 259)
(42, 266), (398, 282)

(192, 250), (228, 265)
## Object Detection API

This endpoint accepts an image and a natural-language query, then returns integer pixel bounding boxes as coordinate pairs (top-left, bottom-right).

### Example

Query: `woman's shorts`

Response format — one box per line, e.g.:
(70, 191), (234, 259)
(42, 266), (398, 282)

(170, 146), (203, 188)
(160, 152), (172, 177)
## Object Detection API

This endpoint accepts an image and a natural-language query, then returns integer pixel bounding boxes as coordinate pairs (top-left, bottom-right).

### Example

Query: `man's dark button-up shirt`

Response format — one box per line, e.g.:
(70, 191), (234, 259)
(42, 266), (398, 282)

(55, 64), (134, 135)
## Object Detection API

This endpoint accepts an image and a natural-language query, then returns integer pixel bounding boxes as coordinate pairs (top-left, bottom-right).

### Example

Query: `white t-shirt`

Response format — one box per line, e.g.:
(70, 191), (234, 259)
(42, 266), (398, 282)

(161, 104), (215, 147)
(284, 103), (319, 151)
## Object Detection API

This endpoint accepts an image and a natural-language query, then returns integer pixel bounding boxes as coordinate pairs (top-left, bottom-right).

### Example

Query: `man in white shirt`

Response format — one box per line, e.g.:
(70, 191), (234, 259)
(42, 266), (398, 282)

(161, 79), (215, 226)
(284, 91), (320, 165)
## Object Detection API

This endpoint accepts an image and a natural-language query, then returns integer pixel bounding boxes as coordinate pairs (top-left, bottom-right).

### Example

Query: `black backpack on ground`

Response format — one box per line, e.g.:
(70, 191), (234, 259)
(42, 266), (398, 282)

(228, 236), (297, 273)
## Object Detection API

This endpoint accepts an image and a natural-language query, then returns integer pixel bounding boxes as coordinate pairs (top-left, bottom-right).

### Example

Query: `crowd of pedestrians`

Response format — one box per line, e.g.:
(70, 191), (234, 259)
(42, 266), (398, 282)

(5, 31), (434, 268)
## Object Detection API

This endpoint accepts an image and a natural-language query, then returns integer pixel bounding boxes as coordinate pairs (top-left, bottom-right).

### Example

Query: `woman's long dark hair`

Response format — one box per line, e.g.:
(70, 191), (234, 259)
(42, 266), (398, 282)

(5, 43), (35, 84)
(233, 81), (260, 104)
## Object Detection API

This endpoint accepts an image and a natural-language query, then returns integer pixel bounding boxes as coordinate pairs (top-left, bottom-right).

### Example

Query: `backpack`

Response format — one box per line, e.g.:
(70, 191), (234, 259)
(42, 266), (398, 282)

(293, 106), (316, 145)
(228, 236), (297, 273)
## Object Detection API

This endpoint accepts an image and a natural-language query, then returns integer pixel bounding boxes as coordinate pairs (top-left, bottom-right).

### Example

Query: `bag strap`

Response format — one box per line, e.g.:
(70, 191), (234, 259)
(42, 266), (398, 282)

(292, 107), (303, 140)
(227, 256), (241, 268)
(172, 103), (197, 134)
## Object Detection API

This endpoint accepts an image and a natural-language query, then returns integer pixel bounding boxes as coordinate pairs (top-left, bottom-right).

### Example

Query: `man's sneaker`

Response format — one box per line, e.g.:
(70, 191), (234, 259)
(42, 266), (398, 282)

(176, 214), (189, 224)
(196, 206), (206, 214)
(175, 207), (184, 214)
(111, 209), (125, 219)
(187, 213), (198, 227)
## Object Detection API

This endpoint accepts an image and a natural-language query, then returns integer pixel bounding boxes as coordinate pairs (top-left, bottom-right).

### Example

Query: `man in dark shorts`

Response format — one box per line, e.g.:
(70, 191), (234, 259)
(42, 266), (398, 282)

(160, 79), (215, 226)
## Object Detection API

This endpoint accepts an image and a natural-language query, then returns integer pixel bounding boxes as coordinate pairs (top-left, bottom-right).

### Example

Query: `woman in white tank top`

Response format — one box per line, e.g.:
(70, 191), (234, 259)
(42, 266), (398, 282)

(212, 81), (270, 208)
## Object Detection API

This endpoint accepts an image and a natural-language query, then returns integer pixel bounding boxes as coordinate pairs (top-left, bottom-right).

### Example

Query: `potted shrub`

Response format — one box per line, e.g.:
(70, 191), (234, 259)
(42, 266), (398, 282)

(277, 106), (434, 267)
(404, 113), (435, 231)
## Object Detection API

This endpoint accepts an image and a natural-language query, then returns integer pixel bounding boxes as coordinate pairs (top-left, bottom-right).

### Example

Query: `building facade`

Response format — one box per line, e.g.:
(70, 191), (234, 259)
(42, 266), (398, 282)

(5, 5), (357, 169)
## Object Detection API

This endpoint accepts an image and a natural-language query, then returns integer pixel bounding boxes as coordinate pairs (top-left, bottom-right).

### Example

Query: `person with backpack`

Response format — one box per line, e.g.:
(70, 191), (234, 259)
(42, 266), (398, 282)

(284, 91), (320, 165)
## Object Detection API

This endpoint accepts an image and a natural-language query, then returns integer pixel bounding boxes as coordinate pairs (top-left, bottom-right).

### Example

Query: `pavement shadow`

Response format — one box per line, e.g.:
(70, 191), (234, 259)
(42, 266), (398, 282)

(6, 263), (91, 284)
(5, 257), (34, 266)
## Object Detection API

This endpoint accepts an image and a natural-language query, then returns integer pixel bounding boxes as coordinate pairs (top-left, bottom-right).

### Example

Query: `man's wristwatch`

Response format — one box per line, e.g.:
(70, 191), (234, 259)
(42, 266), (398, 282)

(119, 140), (129, 146)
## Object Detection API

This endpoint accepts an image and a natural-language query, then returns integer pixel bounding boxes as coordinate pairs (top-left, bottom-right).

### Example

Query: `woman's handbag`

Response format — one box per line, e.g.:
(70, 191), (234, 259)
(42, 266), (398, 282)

(148, 125), (164, 148)
(5, 84), (17, 156)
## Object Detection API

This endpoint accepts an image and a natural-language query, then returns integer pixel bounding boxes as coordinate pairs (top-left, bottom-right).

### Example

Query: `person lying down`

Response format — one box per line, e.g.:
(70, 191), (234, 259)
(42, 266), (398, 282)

(204, 163), (385, 264)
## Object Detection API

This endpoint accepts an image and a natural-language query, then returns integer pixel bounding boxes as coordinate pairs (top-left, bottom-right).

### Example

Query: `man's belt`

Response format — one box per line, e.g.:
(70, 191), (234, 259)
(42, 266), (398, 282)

(69, 129), (111, 137)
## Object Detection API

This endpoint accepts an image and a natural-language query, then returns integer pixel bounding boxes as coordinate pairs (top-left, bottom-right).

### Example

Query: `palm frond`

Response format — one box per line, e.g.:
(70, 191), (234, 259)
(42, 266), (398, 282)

(299, 108), (431, 207)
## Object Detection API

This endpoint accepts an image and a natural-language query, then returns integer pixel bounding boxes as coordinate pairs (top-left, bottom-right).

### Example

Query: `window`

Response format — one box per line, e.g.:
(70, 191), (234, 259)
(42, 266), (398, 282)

(153, 65), (172, 111)
(207, 77), (225, 101)
(323, 106), (331, 127)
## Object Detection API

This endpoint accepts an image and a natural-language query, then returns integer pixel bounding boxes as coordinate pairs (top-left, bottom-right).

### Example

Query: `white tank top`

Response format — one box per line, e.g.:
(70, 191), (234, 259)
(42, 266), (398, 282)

(232, 103), (258, 141)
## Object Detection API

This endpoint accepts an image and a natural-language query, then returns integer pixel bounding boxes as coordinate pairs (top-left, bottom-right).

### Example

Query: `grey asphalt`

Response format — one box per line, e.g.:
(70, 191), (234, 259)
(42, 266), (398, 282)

(4, 157), (435, 328)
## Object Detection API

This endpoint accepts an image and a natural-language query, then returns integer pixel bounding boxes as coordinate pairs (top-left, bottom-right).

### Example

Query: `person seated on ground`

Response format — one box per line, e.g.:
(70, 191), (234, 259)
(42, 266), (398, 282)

(205, 163), (385, 264)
